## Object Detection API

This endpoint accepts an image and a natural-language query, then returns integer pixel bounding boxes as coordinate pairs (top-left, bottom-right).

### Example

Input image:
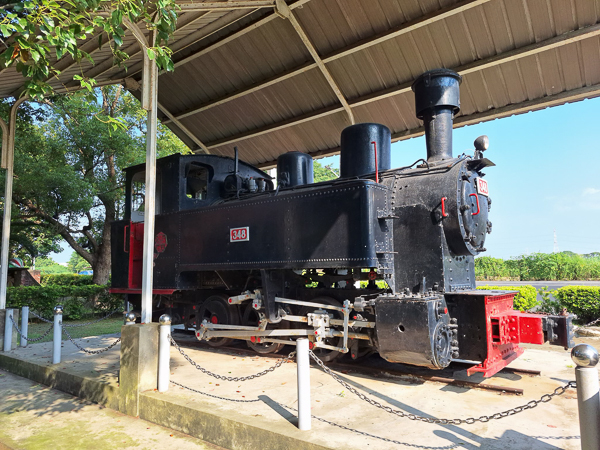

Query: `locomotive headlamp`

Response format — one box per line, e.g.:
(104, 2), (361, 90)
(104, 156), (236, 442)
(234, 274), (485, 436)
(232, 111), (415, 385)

(474, 135), (489, 151)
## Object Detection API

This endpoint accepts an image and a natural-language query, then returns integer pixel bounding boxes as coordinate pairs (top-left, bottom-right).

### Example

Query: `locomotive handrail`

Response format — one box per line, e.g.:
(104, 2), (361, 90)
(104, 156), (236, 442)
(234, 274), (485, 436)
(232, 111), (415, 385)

(469, 193), (480, 216)
(441, 197), (448, 217)
(123, 225), (129, 253)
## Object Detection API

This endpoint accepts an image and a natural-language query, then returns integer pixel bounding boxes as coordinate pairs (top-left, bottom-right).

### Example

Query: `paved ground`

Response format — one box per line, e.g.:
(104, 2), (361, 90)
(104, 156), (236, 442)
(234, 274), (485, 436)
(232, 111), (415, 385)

(2, 328), (597, 450)
(0, 368), (224, 450)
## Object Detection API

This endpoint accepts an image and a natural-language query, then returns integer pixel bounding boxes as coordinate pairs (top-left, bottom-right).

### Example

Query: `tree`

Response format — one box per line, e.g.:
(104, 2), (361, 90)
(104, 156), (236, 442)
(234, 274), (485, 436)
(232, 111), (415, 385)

(9, 85), (189, 285)
(35, 256), (70, 274)
(313, 160), (339, 182)
(68, 251), (90, 273)
(0, 0), (178, 99)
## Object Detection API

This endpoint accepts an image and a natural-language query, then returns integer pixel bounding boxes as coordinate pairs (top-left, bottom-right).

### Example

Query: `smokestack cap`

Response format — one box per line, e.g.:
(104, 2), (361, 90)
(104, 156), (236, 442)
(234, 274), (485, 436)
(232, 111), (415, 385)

(412, 69), (462, 119)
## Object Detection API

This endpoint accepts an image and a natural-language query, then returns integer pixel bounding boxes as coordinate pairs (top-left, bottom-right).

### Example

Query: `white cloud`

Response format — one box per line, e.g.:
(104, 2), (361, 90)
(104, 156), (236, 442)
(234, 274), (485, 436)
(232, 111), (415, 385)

(583, 188), (600, 196)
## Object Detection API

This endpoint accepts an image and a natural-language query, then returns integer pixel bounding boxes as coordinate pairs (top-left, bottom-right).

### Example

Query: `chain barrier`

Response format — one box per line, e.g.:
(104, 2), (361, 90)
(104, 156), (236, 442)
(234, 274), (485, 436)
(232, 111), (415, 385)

(169, 334), (294, 382)
(308, 350), (576, 425)
(28, 310), (53, 324)
(9, 315), (53, 342)
(63, 309), (121, 328)
(170, 380), (261, 403)
(576, 317), (600, 330)
(62, 326), (121, 354)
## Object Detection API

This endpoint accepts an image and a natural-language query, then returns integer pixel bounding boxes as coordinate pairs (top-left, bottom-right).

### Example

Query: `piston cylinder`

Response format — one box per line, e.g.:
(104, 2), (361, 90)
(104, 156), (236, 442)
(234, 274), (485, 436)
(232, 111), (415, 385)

(412, 69), (461, 163)
(277, 151), (314, 187)
(340, 123), (391, 179)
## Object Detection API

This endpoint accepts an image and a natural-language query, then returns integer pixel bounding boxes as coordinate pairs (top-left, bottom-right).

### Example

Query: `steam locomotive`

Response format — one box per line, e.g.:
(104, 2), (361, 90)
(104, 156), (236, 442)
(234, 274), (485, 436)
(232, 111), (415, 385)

(111, 69), (574, 377)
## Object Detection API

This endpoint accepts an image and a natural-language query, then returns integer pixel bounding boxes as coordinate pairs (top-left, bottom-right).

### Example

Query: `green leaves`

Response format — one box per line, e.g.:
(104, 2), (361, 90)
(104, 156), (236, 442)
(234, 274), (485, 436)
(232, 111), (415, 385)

(0, 0), (179, 99)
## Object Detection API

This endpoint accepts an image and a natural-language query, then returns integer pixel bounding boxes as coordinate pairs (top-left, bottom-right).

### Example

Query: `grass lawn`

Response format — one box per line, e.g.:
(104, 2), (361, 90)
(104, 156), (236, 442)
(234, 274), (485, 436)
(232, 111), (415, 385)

(23, 316), (123, 344)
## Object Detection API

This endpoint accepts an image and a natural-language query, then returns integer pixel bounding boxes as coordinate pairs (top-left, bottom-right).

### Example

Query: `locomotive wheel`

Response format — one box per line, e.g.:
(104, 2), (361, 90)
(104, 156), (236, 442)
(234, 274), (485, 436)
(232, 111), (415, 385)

(298, 296), (344, 363)
(242, 303), (290, 354)
(197, 295), (239, 347)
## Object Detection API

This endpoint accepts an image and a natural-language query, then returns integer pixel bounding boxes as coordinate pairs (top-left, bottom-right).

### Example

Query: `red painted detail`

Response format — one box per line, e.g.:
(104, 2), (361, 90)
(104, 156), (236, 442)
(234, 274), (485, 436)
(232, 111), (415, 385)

(308, 342), (314, 350)
(441, 197), (448, 217)
(192, 305), (196, 310)
(368, 269), (377, 281)
(371, 141), (379, 183)
(466, 293), (549, 377)
(155, 232), (168, 253)
(228, 298), (232, 304)
(210, 315), (218, 324)
(123, 225), (129, 253)
(230, 227), (249, 242)
(128, 222), (145, 289)
(476, 177), (489, 196)
(109, 288), (175, 295)
(315, 331), (318, 335)
(250, 336), (256, 343)
(470, 193), (480, 216)
(444, 307), (448, 314)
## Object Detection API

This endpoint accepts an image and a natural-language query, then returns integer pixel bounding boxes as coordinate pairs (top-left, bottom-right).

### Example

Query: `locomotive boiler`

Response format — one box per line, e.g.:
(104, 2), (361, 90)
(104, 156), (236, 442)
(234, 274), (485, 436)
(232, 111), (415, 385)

(111, 69), (574, 377)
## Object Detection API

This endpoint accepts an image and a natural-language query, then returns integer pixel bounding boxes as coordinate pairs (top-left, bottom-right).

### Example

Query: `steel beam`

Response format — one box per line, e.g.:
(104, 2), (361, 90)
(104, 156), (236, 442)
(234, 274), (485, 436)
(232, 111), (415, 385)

(275, 0), (354, 124)
(255, 82), (600, 169)
(204, 23), (600, 151)
(158, 102), (210, 153)
(0, 96), (28, 310)
(177, 1), (275, 11)
(163, 0), (492, 124)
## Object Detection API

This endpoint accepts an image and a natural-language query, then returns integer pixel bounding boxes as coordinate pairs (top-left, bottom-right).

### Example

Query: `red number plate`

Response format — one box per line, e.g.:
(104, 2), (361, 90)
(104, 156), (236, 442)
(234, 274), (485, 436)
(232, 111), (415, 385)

(230, 227), (249, 242)
(476, 178), (489, 197)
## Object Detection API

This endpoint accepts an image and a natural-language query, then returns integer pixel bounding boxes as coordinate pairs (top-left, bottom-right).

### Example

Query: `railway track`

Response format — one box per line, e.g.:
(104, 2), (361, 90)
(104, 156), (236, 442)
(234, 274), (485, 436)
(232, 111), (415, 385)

(171, 329), (538, 395)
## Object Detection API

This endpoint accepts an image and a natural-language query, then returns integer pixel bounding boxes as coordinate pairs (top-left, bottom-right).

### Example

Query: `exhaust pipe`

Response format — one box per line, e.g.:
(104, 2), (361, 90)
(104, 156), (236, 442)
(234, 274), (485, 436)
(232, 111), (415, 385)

(411, 69), (462, 163)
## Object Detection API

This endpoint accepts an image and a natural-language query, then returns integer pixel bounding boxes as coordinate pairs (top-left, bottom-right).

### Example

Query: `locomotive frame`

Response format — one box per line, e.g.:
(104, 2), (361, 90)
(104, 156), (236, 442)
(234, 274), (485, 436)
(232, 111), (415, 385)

(111, 69), (574, 377)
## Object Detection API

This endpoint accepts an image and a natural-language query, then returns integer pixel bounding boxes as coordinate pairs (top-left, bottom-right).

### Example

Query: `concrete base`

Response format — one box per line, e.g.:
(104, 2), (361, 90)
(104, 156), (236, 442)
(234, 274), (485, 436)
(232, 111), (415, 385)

(119, 323), (159, 416)
(0, 308), (19, 351)
(0, 333), (587, 450)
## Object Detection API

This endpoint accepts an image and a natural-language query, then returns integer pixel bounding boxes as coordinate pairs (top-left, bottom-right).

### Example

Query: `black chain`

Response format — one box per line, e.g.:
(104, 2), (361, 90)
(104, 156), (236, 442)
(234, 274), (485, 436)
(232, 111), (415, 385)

(62, 327), (121, 354)
(63, 309), (121, 327)
(9, 315), (53, 342)
(29, 310), (53, 323)
(309, 350), (576, 425)
(170, 380), (261, 403)
(169, 334), (294, 382)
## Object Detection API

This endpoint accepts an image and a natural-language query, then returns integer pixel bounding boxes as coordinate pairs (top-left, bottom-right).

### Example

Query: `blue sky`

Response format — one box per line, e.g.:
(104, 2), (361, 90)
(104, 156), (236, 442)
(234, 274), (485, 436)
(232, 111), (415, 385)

(318, 96), (600, 260)
(51, 96), (600, 264)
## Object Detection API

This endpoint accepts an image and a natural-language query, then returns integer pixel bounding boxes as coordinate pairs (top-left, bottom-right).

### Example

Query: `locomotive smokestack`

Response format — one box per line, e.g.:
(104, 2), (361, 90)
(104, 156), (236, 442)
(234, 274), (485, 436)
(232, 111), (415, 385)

(411, 69), (462, 163)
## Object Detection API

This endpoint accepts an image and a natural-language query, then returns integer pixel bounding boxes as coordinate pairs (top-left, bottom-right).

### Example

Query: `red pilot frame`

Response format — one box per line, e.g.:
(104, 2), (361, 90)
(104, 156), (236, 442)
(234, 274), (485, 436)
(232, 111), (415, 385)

(446, 290), (574, 378)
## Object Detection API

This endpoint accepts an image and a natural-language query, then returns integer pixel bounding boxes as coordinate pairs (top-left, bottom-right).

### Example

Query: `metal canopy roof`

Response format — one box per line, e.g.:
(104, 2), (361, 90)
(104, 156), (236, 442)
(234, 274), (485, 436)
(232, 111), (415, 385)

(1, 0), (599, 168)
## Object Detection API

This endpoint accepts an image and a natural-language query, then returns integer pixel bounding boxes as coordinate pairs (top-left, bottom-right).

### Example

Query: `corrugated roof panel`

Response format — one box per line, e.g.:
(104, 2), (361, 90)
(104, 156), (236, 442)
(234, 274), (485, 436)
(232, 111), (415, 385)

(478, 67), (512, 108)
(480, 1), (515, 53)
(579, 37), (600, 85)
(502, 0), (535, 47)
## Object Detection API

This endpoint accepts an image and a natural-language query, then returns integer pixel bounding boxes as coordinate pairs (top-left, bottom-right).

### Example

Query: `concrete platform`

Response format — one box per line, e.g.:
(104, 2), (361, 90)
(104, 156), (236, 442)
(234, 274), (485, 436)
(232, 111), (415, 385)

(0, 331), (590, 450)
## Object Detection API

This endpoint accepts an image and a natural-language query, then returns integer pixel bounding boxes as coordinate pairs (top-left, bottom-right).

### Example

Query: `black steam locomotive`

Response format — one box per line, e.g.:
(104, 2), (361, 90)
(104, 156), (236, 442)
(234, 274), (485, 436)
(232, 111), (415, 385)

(111, 69), (574, 377)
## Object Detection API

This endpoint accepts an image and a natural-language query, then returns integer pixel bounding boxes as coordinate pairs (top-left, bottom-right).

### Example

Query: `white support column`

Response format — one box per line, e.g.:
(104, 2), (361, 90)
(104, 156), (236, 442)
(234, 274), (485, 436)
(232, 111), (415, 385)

(296, 338), (311, 430)
(140, 54), (158, 324)
(20, 305), (28, 347)
(158, 314), (172, 392)
(571, 344), (600, 450)
(52, 305), (63, 364)
(122, 18), (159, 325)
(0, 96), (28, 310)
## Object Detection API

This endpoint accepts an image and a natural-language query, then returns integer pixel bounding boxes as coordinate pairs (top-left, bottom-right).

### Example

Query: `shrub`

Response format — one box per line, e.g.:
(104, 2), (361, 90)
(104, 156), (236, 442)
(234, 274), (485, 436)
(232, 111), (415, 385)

(477, 285), (538, 311)
(40, 274), (94, 286)
(553, 286), (600, 323)
(6, 285), (119, 320)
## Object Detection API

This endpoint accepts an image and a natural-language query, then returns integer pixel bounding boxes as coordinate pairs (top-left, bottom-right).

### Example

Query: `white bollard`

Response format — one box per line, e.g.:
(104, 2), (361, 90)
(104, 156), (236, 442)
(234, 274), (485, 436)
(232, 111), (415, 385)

(20, 306), (28, 347)
(3, 308), (13, 351)
(571, 344), (600, 450)
(296, 338), (311, 430)
(158, 314), (172, 392)
(52, 305), (63, 364)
